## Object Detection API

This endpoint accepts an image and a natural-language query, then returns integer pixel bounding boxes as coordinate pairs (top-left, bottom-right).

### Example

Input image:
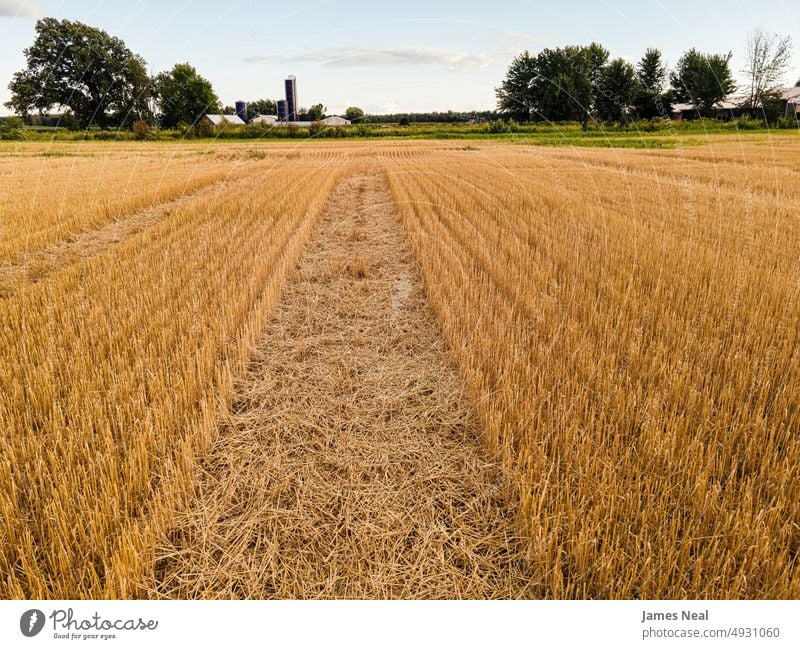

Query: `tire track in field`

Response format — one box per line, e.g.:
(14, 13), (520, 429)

(0, 171), (256, 298)
(153, 169), (538, 599)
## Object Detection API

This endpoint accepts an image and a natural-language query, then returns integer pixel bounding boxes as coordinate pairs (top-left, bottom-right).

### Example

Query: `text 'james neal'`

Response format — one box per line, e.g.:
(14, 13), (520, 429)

(641, 610), (709, 623)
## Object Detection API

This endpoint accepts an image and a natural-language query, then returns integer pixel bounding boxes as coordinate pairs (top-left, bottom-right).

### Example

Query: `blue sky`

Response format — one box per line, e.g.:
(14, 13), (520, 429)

(1, 0), (798, 115)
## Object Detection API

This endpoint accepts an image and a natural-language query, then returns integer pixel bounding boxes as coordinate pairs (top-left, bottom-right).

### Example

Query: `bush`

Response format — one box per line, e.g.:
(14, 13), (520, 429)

(243, 123), (274, 139)
(776, 115), (799, 129)
(635, 117), (672, 133)
(57, 113), (79, 130)
(354, 123), (373, 137)
(132, 120), (154, 140)
(731, 117), (764, 130)
(89, 129), (136, 141)
(0, 116), (25, 140)
(485, 118), (519, 134)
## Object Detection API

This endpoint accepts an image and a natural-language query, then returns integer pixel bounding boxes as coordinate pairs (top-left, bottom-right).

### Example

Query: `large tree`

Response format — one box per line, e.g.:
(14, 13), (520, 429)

(344, 106), (365, 122)
(306, 103), (326, 121)
(5, 18), (151, 128)
(633, 48), (671, 119)
(495, 50), (538, 121)
(741, 28), (793, 117)
(496, 43), (609, 124)
(153, 63), (220, 128)
(670, 48), (736, 117)
(595, 58), (637, 122)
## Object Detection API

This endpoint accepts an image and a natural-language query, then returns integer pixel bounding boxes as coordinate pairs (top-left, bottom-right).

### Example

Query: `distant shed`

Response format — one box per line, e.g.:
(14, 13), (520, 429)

(671, 103), (697, 120)
(251, 114), (279, 125)
(321, 115), (351, 126)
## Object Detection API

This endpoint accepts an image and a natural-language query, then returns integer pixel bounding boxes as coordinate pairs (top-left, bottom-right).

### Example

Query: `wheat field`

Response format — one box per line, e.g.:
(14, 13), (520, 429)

(1, 137), (798, 598)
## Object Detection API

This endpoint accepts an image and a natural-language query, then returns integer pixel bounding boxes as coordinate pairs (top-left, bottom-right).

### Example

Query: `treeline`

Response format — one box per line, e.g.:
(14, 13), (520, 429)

(4, 18), (797, 135)
(3, 18), (338, 132)
(497, 29), (795, 125)
(365, 110), (500, 124)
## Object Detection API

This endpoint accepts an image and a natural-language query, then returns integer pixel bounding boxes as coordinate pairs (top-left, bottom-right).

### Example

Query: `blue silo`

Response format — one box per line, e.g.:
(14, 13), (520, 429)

(235, 101), (248, 123)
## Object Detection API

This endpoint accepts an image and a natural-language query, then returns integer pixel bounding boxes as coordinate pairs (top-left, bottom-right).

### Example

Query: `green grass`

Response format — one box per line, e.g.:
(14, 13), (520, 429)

(2, 117), (796, 149)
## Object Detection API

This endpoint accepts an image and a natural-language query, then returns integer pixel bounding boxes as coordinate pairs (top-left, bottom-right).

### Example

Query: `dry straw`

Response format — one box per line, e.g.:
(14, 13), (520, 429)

(2, 137), (799, 598)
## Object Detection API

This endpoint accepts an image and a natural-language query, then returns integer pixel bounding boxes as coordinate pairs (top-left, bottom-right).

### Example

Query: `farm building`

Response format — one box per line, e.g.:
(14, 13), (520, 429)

(199, 114), (246, 127)
(671, 88), (800, 120)
(320, 115), (351, 126)
(782, 87), (800, 117)
(251, 114), (279, 125)
(260, 116), (352, 127)
(671, 97), (749, 120)
(670, 102), (697, 120)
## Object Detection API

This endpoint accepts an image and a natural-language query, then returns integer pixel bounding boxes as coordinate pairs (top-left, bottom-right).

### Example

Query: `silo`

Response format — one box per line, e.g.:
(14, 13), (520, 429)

(277, 99), (288, 122)
(284, 76), (297, 121)
(235, 101), (248, 123)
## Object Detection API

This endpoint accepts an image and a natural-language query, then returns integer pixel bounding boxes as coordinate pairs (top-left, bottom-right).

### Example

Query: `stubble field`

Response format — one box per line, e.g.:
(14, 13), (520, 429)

(1, 136), (798, 599)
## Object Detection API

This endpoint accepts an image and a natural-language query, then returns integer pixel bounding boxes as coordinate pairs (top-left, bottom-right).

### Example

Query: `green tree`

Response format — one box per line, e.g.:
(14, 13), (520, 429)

(741, 28), (793, 119)
(5, 18), (151, 128)
(496, 44), (609, 125)
(633, 48), (671, 119)
(595, 58), (637, 122)
(670, 48), (736, 117)
(153, 63), (220, 128)
(306, 103), (326, 120)
(247, 99), (277, 116)
(344, 106), (365, 122)
(495, 50), (538, 121)
(0, 116), (25, 140)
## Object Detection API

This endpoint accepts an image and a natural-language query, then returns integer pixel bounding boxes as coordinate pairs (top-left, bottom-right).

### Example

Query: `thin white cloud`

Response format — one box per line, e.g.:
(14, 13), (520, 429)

(0, 0), (41, 17)
(245, 46), (506, 72)
(491, 31), (536, 49)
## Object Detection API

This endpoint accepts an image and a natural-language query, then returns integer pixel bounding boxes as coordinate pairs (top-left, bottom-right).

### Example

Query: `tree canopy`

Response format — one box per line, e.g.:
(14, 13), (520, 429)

(670, 49), (736, 117)
(5, 18), (151, 128)
(495, 50), (538, 121)
(344, 106), (365, 122)
(633, 48), (671, 119)
(741, 28), (793, 117)
(496, 43), (609, 124)
(595, 58), (637, 122)
(305, 103), (326, 121)
(246, 99), (277, 117)
(153, 63), (220, 128)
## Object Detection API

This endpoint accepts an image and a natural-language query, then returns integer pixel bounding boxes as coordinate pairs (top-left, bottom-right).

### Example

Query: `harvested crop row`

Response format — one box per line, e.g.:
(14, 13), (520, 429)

(0, 151), (241, 262)
(541, 146), (800, 201)
(384, 143), (800, 598)
(0, 153), (346, 598)
(0, 166), (292, 298)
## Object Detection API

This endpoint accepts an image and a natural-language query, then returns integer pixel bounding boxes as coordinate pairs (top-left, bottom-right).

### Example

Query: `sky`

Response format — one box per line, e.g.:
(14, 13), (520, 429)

(0, 0), (798, 116)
